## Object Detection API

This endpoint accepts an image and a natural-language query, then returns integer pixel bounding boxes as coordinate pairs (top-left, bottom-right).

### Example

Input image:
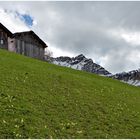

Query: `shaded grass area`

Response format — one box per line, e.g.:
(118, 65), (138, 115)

(0, 49), (140, 138)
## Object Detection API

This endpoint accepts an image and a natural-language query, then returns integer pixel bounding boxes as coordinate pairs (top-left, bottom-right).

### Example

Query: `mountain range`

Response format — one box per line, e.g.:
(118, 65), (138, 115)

(45, 54), (140, 87)
(110, 69), (140, 86)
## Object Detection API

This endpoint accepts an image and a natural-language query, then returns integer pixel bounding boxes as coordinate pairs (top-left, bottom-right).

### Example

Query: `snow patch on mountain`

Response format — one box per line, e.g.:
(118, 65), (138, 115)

(45, 54), (111, 76)
(110, 69), (140, 87)
(122, 80), (140, 86)
(53, 59), (85, 70)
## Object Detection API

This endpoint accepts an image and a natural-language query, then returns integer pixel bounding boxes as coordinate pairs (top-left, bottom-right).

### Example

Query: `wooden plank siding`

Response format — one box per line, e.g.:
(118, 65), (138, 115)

(0, 23), (13, 50)
(8, 38), (16, 52)
(0, 29), (8, 50)
(14, 33), (45, 60)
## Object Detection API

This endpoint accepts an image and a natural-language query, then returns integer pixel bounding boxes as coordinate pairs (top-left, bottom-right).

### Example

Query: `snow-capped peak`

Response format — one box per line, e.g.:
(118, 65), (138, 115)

(45, 54), (111, 76)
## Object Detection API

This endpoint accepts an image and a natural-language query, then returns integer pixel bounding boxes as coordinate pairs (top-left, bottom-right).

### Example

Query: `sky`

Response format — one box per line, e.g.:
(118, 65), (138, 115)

(0, 1), (140, 74)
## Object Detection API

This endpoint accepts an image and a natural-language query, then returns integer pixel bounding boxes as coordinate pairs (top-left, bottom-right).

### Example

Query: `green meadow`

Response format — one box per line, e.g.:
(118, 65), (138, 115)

(0, 49), (140, 138)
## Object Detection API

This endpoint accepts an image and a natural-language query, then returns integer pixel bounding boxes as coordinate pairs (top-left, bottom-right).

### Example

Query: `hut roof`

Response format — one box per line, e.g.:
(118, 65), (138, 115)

(13, 31), (48, 48)
(0, 23), (13, 37)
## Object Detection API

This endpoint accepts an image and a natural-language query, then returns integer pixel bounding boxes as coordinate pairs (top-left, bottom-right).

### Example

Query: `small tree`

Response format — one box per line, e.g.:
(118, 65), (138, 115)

(45, 48), (53, 57)
(44, 49), (53, 61)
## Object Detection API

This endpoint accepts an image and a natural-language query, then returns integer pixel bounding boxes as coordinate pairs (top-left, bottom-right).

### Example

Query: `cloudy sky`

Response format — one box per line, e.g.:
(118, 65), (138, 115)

(0, 1), (140, 74)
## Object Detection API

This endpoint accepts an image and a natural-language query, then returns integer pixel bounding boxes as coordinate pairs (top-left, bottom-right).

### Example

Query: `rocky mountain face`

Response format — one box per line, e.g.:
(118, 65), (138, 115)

(45, 54), (140, 87)
(110, 69), (140, 86)
(45, 54), (111, 76)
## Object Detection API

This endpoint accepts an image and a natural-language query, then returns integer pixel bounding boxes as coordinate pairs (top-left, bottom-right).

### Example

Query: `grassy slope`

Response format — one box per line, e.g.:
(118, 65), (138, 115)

(0, 49), (140, 139)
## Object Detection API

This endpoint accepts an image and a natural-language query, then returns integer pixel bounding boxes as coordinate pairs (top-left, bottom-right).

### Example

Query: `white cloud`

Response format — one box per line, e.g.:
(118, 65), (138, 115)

(121, 32), (140, 46)
(47, 46), (76, 57)
(0, 8), (29, 32)
(109, 28), (140, 46)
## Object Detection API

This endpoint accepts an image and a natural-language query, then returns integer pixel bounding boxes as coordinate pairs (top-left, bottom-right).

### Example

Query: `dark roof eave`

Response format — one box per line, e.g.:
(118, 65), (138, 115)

(13, 31), (48, 48)
(0, 23), (13, 37)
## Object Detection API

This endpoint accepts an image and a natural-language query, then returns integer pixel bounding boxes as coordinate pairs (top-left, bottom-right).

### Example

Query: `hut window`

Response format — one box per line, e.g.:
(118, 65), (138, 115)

(0, 39), (4, 45)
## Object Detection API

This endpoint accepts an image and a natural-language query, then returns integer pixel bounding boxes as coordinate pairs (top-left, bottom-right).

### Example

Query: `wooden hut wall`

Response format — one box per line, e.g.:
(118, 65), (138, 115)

(8, 38), (16, 52)
(0, 28), (8, 49)
(15, 34), (44, 60)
